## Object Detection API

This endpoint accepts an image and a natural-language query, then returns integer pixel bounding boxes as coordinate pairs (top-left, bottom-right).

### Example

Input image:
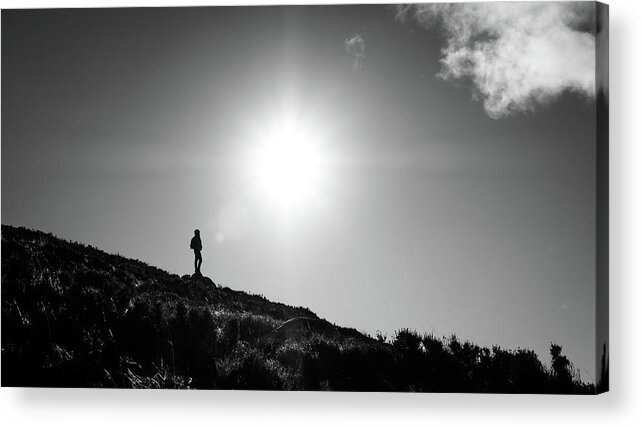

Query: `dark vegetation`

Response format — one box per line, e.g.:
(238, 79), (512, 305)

(1, 225), (596, 392)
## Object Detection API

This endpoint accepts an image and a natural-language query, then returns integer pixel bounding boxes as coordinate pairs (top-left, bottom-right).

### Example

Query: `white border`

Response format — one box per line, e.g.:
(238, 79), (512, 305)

(1, 1), (640, 427)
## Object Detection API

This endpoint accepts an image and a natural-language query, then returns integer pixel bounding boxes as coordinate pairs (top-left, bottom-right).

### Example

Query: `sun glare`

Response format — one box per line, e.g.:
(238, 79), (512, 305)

(253, 127), (325, 209)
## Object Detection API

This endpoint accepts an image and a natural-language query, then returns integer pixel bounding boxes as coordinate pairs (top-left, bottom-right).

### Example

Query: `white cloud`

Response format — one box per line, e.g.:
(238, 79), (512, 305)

(396, 3), (596, 119)
(345, 33), (366, 70)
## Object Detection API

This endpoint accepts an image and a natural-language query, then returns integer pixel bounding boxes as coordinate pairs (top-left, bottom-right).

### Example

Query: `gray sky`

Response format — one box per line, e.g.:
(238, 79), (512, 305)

(2, 3), (600, 380)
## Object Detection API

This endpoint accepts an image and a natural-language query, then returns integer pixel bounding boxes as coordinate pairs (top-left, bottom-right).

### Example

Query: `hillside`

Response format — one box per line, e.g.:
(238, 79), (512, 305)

(1, 225), (594, 392)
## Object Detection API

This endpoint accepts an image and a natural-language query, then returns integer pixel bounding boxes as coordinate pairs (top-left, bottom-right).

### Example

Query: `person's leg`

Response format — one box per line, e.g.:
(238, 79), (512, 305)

(196, 252), (202, 274)
(194, 251), (198, 273)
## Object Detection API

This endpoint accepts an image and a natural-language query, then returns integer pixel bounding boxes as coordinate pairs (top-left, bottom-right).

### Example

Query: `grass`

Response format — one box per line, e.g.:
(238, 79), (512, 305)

(1, 225), (597, 392)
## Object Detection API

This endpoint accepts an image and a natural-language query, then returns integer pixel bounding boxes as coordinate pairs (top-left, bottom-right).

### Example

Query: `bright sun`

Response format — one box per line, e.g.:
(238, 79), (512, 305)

(252, 127), (325, 209)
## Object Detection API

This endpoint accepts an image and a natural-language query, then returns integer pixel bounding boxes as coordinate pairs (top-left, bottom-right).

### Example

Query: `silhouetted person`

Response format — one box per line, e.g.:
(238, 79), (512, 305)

(190, 229), (202, 275)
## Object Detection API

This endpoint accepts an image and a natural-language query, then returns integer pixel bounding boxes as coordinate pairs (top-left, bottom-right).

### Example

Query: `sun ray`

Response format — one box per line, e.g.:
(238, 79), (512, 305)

(251, 125), (325, 210)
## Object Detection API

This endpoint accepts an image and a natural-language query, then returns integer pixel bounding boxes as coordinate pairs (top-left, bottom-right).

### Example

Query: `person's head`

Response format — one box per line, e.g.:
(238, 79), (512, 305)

(194, 229), (200, 236)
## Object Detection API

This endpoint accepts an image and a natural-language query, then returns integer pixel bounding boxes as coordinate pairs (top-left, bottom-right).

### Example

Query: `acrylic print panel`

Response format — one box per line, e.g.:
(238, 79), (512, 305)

(1, 2), (608, 393)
